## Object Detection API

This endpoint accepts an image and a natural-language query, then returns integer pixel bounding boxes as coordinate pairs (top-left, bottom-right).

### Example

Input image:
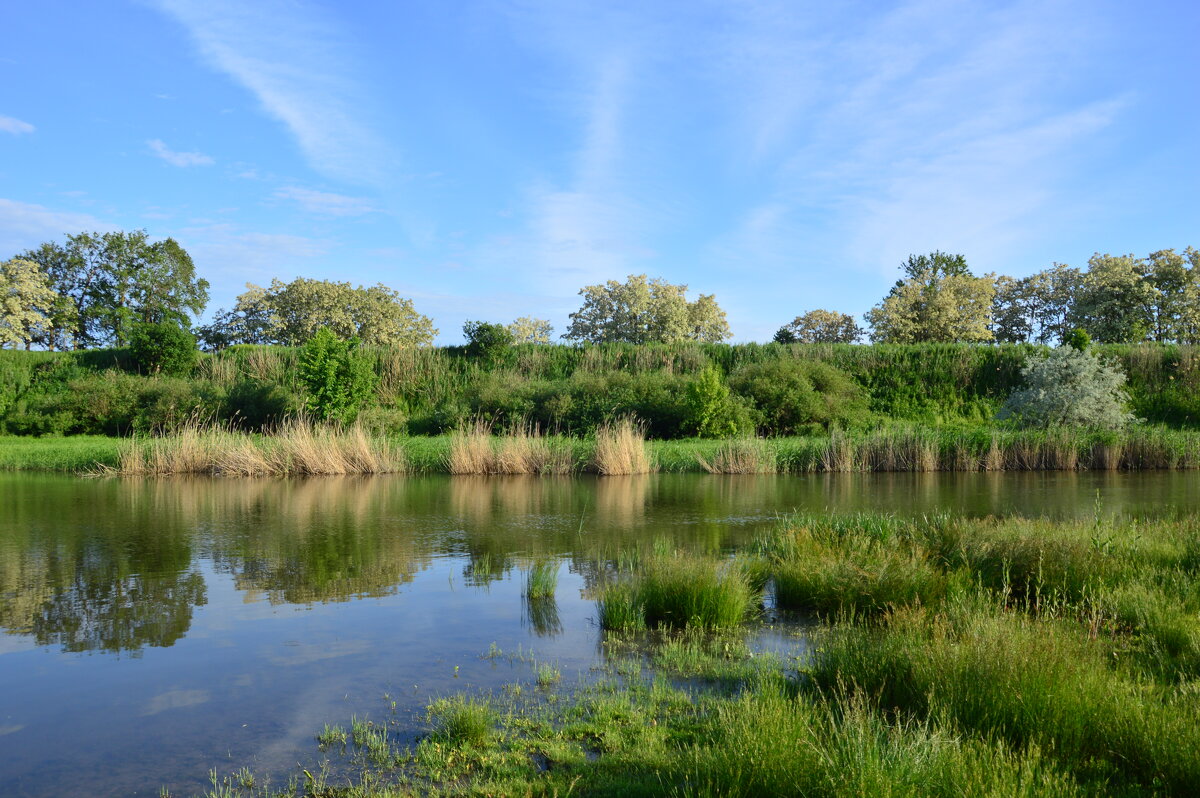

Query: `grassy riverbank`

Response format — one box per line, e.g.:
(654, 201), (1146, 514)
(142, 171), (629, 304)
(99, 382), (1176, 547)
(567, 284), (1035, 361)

(194, 511), (1200, 797)
(7, 421), (1200, 475)
(5, 342), (1200, 439)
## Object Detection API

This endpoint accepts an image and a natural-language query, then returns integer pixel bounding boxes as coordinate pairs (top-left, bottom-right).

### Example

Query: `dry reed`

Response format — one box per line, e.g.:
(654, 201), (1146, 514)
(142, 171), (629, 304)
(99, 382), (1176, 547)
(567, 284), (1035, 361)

(696, 438), (778, 474)
(110, 418), (403, 476)
(591, 417), (652, 475)
(447, 420), (575, 475)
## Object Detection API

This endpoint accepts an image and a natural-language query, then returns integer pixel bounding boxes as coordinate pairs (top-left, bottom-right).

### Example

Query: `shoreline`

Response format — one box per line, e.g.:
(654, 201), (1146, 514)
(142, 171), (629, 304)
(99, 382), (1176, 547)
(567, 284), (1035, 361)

(4, 424), (1200, 475)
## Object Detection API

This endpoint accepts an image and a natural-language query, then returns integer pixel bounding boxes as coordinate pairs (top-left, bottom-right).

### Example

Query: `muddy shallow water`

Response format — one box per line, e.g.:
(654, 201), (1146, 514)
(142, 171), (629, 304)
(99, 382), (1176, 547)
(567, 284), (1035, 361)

(0, 470), (1196, 797)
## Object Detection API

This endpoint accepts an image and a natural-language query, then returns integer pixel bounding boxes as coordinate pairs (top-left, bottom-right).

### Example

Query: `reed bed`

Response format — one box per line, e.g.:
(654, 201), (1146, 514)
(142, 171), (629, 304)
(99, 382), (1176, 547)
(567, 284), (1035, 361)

(696, 437), (778, 474)
(446, 420), (577, 475)
(591, 417), (652, 475)
(110, 419), (404, 476)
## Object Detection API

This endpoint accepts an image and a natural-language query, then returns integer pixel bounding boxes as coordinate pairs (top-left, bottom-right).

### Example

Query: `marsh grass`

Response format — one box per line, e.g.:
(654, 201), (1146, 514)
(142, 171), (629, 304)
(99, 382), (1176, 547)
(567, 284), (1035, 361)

(598, 553), (755, 630)
(591, 416), (652, 475)
(524, 558), (559, 600)
(425, 696), (494, 747)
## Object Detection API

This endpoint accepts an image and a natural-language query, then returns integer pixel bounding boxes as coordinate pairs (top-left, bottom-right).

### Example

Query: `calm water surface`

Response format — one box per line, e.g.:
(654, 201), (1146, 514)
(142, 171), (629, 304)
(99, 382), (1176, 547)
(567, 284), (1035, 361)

(1, 470), (1197, 797)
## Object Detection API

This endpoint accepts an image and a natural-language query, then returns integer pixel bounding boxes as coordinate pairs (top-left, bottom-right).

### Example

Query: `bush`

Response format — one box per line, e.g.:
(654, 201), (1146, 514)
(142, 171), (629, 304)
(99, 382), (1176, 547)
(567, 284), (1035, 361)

(462, 320), (515, 363)
(999, 347), (1136, 430)
(299, 328), (377, 423)
(683, 366), (752, 438)
(128, 321), (197, 376)
(730, 358), (869, 434)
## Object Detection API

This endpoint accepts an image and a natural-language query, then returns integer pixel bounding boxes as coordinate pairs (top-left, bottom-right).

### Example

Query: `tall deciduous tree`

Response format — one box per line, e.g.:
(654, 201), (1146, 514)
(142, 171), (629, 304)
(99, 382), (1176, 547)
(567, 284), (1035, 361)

(1067, 253), (1155, 343)
(0, 258), (61, 349)
(200, 278), (437, 348)
(564, 274), (731, 344)
(20, 230), (208, 348)
(507, 316), (554, 344)
(865, 252), (995, 343)
(774, 309), (863, 344)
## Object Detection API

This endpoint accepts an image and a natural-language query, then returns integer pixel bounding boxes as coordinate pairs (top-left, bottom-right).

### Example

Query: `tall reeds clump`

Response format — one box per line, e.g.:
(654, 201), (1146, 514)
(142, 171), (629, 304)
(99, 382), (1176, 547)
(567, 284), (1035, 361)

(447, 420), (576, 475)
(591, 417), (652, 475)
(112, 417), (403, 476)
(696, 437), (778, 474)
(447, 419), (496, 475)
(598, 553), (755, 630)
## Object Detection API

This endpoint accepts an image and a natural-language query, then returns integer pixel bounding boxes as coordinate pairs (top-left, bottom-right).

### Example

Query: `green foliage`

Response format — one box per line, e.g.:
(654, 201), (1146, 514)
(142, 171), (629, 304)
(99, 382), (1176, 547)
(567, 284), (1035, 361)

(866, 252), (995, 343)
(1065, 328), (1091, 351)
(776, 309), (864, 343)
(1000, 347), (1136, 430)
(683, 365), (750, 438)
(298, 328), (377, 423)
(201, 277), (437, 347)
(0, 257), (60, 348)
(128, 321), (197, 376)
(564, 274), (731, 343)
(19, 230), (208, 347)
(507, 316), (553, 344)
(462, 320), (515, 362)
(730, 358), (868, 433)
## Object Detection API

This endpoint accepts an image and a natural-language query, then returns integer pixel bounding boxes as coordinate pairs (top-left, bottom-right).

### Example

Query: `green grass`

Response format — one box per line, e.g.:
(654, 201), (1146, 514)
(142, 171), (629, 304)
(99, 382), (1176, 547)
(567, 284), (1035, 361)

(0, 435), (122, 471)
(191, 511), (1200, 797)
(523, 558), (559, 600)
(598, 553), (756, 630)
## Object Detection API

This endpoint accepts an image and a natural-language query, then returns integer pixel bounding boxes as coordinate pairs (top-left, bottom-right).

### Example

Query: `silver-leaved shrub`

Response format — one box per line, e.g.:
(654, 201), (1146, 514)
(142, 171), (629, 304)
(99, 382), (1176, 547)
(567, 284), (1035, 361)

(998, 347), (1137, 429)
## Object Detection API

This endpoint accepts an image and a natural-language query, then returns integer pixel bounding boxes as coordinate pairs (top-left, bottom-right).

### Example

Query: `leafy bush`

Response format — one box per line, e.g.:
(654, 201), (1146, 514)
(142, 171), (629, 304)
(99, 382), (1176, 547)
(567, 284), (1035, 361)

(298, 327), (377, 423)
(462, 320), (515, 363)
(222, 378), (295, 430)
(128, 321), (197, 376)
(682, 366), (751, 437)
(999, 347), (1137, 430)
(730, 358), (869, 434)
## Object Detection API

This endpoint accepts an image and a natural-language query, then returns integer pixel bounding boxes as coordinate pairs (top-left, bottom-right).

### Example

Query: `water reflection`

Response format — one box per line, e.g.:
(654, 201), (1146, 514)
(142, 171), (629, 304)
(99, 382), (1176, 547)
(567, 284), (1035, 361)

(2, 470), (1199, 655)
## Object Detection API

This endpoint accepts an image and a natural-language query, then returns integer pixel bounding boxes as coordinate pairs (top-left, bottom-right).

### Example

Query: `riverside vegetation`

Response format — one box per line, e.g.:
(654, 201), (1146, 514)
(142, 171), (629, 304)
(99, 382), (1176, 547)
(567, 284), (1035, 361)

(5, 342), (1200, 474)
(191, 510), (1200, 797)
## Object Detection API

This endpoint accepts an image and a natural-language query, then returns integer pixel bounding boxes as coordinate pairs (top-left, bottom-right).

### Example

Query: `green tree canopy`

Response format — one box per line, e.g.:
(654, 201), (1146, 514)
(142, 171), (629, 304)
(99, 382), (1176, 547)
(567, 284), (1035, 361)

(0, 257), (61, 349)
(507, 316), (554, 344)
(865, 252), (995, 343)
(564, 274), (731, 344)
(19, 230), (208, 348)
(200, 278), (437, 348)
(774, 309), (863, 344)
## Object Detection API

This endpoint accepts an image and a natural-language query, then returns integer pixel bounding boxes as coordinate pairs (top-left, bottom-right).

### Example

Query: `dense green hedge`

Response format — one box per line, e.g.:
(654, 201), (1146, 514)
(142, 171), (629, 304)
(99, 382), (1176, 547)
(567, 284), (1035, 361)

(3, 342), (1198, 437)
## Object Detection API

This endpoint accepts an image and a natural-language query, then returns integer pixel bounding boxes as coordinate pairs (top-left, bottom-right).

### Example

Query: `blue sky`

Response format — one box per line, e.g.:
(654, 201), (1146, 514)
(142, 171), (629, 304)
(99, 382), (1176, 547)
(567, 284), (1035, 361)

(2, 0), (1197, 343)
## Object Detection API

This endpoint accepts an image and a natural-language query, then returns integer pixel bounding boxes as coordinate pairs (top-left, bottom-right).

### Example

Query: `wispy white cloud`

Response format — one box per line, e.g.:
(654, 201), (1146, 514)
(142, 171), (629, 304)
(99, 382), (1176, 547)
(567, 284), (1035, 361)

(0, 115), (35, 135)
(702, 0), (1122, 284)
(0, 198), (108, 254)
(274, 186), (376, 217)
(147, 138), (215, 167)
(150, 0), (391, 185)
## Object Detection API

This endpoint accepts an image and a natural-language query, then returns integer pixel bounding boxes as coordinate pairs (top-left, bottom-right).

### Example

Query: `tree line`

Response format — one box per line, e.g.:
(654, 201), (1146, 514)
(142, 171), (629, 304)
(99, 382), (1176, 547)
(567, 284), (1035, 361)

(3, 229), (1197, 351)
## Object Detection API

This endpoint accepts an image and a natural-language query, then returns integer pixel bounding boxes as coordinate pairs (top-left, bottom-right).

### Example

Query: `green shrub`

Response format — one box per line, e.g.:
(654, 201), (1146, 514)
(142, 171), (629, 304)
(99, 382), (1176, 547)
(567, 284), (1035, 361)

(128, 321), (198, 376)
(462, 320), (515, 364)
(222, 378), (295, 430)
(683, 366), (751, 438)
(298, 328), (376, 423)
(730, 358), (868, 434)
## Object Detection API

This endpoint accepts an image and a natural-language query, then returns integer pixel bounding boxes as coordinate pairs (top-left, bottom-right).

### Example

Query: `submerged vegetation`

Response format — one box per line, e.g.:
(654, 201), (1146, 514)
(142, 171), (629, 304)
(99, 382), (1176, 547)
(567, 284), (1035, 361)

(192, 510), (1200, 796)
